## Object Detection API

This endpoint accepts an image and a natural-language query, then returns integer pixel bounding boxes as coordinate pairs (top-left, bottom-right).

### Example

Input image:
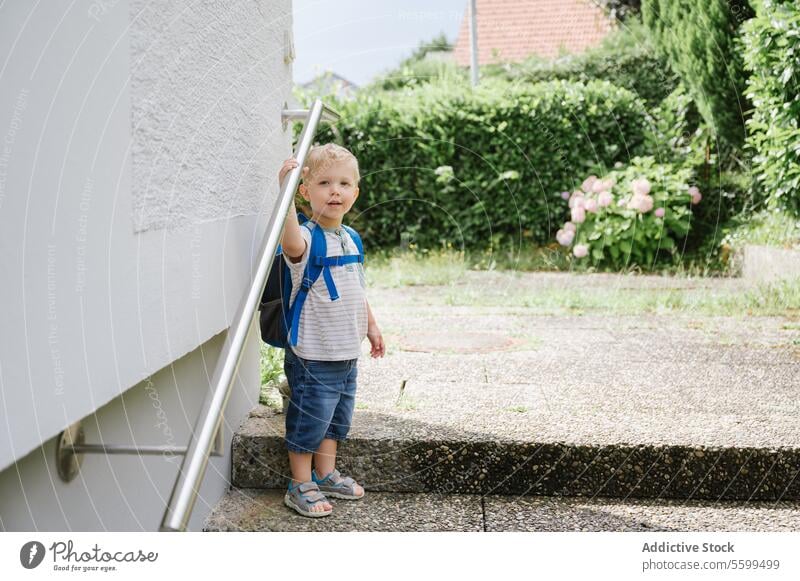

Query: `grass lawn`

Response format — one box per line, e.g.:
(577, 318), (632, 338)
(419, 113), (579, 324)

(363, 242), (733, 288)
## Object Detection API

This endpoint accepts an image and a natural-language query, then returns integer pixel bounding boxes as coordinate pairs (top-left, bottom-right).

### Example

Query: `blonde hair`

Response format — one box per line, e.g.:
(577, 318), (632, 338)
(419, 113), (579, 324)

(302, 143), (360, 184)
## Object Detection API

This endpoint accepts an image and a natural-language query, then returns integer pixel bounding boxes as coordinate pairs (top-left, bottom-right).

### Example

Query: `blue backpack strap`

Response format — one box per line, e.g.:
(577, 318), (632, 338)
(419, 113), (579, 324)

(286, 222), (364, 347)
(321, 225), (364, 298)
(313, 255), (363, 266)
(307, 225), (342, 301)
(287, 221), (326, 346)
(321, 262), (339, 300)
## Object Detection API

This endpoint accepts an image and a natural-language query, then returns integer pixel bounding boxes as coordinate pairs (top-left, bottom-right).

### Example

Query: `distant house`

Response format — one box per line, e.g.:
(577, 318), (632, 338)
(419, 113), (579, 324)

(300, 71), (359, 100)
(453, 0), (615, 66)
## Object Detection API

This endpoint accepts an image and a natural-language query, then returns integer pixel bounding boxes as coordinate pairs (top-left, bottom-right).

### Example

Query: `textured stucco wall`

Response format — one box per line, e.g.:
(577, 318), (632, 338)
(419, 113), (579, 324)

(0, 0), (293, 529)
(131, 0), (290, 232)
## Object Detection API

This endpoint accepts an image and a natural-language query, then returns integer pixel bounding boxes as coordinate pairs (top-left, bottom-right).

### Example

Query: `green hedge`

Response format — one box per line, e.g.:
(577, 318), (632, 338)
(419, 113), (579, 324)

(368, 58), (466, 93)
(369, 22), (675, 105)
(641, 83), (753, 252)
(313, 78), (650, 250)
(741, 0), (800, 216)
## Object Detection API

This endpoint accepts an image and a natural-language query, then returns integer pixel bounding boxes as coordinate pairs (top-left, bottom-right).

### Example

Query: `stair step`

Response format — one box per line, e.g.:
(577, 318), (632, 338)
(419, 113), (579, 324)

(204, 488), (800, 532)
(232, 408), (800, 501)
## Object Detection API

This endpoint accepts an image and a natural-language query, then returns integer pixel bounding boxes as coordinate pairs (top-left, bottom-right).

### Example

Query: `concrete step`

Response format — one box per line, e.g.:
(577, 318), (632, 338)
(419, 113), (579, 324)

(204, 487), (800, 532)
(232, 407), (800, 501)
(742, 244), (800, 284)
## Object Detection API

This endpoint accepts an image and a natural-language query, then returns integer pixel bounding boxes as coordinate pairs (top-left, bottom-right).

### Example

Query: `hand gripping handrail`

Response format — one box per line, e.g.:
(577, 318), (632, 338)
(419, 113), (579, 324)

(160, 99), (339, 531)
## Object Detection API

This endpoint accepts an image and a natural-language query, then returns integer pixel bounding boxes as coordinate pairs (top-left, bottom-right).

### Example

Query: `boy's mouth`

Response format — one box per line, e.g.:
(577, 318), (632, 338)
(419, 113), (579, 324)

(327, 201), (342, 206)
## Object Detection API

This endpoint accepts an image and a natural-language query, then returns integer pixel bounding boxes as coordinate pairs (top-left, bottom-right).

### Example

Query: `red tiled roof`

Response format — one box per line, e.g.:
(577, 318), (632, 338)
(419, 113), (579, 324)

(453, 0), (615, 66)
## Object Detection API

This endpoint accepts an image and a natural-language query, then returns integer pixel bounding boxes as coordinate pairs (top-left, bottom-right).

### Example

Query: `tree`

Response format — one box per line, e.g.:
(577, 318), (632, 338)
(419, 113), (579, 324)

(369, 34), (461, 92)
(595, 0), (642, 21)
(641, 0), (754, 147)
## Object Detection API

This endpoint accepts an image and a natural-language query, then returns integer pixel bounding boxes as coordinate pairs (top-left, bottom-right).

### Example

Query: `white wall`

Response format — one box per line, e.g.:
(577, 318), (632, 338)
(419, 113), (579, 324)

(0, 324), (261, 531)
(0, 0), (293, 530)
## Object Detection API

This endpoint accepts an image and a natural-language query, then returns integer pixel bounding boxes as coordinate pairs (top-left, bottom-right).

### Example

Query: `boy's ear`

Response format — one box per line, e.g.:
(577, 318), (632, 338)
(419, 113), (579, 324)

(298, 183), (310, 201)
(353, 186), (360, 201)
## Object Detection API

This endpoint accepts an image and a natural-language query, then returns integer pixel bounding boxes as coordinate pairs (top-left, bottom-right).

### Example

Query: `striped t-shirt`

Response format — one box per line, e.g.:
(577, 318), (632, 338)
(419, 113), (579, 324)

(283, 222), (367, 361)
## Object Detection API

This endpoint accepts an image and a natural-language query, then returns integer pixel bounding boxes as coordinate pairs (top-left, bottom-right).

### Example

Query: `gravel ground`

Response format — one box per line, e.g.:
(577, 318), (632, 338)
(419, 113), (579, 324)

(204, 488), (482, 532)
(231, 271), (800, 529)
(351, 271), (800, 449)
(204, 488), (800, 532)
(483, 495), (800, 532)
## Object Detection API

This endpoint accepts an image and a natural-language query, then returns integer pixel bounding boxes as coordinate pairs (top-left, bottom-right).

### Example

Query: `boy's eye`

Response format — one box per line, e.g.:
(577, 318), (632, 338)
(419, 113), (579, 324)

(319, 180), (329, 185)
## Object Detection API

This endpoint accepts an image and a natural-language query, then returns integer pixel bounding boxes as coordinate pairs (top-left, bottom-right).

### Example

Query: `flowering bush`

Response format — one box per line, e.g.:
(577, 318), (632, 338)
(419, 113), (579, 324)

(555, 157), (702, 269)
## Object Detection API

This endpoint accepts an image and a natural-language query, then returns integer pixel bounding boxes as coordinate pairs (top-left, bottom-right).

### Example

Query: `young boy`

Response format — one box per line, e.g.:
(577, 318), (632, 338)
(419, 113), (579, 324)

(278, 143), (385, 517)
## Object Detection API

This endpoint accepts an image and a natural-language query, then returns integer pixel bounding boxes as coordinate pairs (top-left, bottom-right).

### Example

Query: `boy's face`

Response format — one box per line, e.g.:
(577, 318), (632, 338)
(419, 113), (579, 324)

(299, 160), (359, 227)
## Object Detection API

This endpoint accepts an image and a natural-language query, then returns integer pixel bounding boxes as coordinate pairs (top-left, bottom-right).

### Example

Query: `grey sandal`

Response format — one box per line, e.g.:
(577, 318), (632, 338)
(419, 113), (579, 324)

(284, 481), (332, 517)
(312, 469), (365, 500)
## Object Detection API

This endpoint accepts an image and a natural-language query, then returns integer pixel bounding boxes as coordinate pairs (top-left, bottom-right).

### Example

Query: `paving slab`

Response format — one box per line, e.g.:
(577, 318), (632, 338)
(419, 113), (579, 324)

(203, 488), (483, 532)
(355, 323), (800, 449)
(483, 495), (800, 532)
(203, 488), (800, 532)
(744, 244), (800, 285)
(247, 272), (800, 501)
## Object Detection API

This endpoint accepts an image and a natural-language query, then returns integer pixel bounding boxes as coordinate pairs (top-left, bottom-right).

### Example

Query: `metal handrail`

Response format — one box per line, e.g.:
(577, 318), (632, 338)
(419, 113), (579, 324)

(160, 99), (339, 531)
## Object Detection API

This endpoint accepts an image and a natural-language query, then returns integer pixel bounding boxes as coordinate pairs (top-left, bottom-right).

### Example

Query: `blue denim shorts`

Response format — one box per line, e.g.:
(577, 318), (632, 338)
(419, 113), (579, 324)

(283, 348), (358, 454)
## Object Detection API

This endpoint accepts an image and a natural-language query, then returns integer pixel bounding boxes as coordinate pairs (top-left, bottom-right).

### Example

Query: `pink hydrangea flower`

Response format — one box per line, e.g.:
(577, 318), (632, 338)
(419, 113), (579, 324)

(573, 244), (589, 258)
(632, 177), (651, 197)
(584, 198), (599, 213)
(654, 207), (665, 218)
(627, 195), (643, 211)
(556, 228), (575, 246)
(571, 205), (586, 224)
(627, 194), (654, 213)
(563, 221), (576, 232)
(597, 191), (613, 207)
(689, 186), (702, 205)
(568, 191), (584, 209)
(591, 179), (607, 194)
(581, 175), (598, 193)
(561, 191), (571, 200)
(600, 178), (615, 191)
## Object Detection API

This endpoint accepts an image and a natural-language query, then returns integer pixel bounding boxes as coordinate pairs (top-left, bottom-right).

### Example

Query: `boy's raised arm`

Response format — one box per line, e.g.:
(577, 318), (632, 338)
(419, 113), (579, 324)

(281, 202), (306, 262)
(278, 158), (307, 262)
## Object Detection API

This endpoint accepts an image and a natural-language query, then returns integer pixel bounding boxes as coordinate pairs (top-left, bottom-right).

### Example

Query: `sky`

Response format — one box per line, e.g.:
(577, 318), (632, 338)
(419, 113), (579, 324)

(292, 0), (468, 86)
